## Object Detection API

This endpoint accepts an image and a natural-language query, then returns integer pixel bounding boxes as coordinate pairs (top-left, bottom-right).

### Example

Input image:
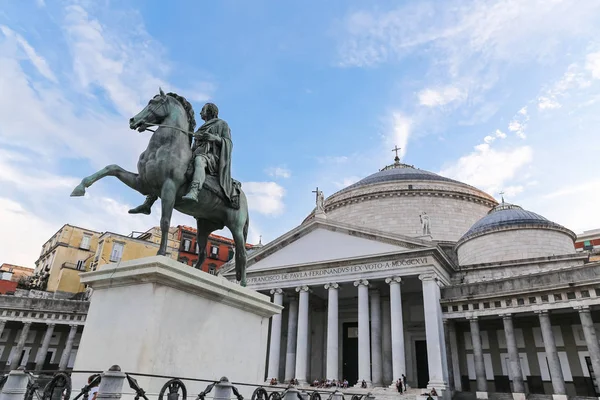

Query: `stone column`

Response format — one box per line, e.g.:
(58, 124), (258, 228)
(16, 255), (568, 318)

(295, 286), (310, 384)
(370, 289), (383, 386)
(381, 298), (393, 385)
(34, 323), (56, 372)
(419, 273), (448, 391)
(9, 322), (31, 369)
(536, 310), (566, 398)
(468, 317), (487, 397)
(501, 314), (525, 397)
(386, 277), (405, 385)
(285, 297), (299, 382)
(58, 325), (78, 370)
(443, 320), (455, 392)
(267, 289), (284, 381)
(0, 320), (7, 341)
(325, 283), (339, 381)
(354, 279), (371, 386)
(446, 319), (462, 391)
(577, 306), (600, 395)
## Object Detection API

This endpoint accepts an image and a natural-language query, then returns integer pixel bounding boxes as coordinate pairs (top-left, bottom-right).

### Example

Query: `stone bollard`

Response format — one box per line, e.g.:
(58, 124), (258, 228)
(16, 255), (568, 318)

(284, 386), (301, 400)
(299, 391), (309, 400)
(0, 367), (29, 400)
(213, 377), (233, 400)
(97, 365), (126, 400)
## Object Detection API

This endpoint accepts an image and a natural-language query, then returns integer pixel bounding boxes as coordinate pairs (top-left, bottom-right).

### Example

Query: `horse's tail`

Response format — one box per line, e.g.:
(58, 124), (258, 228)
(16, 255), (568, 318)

(243, 214), (249, 243)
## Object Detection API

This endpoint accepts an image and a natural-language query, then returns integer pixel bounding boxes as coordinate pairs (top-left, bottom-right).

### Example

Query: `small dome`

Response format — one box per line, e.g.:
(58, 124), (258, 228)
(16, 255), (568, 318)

(456, 202), (576, 266)
(458, 202), (575, 244)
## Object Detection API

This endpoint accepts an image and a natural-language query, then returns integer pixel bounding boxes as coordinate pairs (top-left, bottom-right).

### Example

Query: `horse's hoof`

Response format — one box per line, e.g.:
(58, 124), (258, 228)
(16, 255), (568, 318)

(70, 185), (86, 197)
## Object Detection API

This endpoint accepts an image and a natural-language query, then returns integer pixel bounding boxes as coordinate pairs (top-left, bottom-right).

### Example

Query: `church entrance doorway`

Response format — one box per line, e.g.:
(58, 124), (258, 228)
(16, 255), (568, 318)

(415, 340), (429, 388)
(342, 322), (359, 385)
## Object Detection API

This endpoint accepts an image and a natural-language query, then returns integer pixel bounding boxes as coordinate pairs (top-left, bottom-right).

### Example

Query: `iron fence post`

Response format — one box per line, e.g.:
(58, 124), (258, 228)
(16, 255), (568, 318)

(213, 377), (233, 400)
(97, 365), (126, 400)
(0, 367), (28, 400)
(283, 386), (300, 400)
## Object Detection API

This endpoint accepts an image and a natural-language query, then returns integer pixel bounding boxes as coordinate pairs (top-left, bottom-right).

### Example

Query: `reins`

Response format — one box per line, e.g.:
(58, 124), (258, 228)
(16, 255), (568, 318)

(143, 123), (193, 136)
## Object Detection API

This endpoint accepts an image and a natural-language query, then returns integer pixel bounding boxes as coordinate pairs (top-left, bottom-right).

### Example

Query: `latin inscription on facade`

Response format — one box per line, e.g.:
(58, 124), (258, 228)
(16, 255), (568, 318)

(247, 257), (429, 284)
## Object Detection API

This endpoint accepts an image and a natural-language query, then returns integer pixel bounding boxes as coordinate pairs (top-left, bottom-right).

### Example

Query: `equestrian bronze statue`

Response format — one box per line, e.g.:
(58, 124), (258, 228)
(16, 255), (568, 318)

(70, 88), (249, 285)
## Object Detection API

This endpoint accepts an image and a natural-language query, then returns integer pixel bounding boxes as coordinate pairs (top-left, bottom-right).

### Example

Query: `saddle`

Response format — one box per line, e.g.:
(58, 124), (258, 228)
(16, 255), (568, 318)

(185, 164), (241, 209)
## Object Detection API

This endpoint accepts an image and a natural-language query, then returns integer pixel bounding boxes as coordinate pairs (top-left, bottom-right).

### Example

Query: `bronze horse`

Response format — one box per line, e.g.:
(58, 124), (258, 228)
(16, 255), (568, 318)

(70, 89), (249, 285)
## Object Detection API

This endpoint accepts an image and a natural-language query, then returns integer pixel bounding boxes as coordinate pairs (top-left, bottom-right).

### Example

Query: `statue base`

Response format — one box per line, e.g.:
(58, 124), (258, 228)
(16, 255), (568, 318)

(71, 256), (281, 398)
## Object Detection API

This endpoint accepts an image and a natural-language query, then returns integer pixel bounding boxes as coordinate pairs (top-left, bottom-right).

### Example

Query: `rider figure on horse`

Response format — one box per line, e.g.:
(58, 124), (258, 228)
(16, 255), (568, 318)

(129, 102), (236, 215)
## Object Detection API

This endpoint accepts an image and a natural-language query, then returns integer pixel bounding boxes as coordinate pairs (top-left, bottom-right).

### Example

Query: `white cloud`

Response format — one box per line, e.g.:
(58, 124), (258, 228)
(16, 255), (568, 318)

(333, 176), (361, 189)
(0, 4), (216, 266)
(317, 156), (349, 164)
(265, 166), (291, 179)
(388, 112), (412, 159)
(585, 52), (600, 79)
(537, 96), (561, 110)
(337, 1), (600, 68)
(483, 135), (495, 144)
(0, 26), (57, 83)
(243, 182), (286, 216)
(440, 145), (533, 196)
(518, 107), (528, 116)
(0, 198), (56, 267)
(418, 86), (466, 107)
(494, 129), (507, 139)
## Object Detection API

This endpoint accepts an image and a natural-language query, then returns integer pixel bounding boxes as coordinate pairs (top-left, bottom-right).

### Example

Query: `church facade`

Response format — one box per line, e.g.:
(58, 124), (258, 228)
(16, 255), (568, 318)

(221, 159), (600, 400)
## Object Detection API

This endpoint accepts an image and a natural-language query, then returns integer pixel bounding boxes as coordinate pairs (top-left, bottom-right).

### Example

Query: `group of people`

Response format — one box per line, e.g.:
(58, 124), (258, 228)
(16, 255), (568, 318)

(311, 378), (349, 388)
(395, 375), (407, 393)
(422, 388), (438, 398)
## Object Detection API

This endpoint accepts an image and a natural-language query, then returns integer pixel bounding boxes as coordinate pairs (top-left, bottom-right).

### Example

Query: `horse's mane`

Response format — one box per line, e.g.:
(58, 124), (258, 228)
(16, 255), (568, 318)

(167, 92), (196, 132)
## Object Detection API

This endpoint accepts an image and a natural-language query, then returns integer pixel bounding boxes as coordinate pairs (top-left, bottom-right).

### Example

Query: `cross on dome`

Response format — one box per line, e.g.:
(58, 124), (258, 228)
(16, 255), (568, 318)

(391, 145), (401, 163)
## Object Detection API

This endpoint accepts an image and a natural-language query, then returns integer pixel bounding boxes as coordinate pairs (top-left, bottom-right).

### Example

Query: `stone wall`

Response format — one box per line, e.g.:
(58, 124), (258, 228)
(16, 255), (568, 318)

(326, 193), (491, 242)
(456, 228), (575, 266)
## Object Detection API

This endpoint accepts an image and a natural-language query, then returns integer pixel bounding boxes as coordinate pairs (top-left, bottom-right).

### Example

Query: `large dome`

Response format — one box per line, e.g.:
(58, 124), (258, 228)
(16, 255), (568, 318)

(306, 160), (498, 242)
(456, 202), (576, 265)
(341, 163), (465, 192)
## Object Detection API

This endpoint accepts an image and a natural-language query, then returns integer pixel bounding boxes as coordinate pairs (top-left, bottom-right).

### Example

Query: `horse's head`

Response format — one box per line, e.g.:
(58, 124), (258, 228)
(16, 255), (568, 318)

(129, 87), (171, 132)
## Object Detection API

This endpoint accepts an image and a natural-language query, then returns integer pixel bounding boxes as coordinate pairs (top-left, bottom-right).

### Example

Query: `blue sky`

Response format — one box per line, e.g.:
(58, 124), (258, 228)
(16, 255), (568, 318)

(1, 0), (600, 267)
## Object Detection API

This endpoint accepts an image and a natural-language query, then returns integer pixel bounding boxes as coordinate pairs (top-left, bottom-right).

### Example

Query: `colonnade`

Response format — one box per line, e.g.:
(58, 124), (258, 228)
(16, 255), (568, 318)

(266, 273), (449, 389)
(461, 306), (600, 398)
(0, 321), (80, 371)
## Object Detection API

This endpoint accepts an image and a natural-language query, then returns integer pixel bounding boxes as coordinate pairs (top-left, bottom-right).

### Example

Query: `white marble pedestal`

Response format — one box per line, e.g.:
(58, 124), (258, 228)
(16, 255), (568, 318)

(71, 256), (281, 398)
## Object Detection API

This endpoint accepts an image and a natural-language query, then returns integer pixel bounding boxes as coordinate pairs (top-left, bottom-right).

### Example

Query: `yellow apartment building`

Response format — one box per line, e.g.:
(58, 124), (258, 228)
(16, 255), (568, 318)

(89, 227), (179, 271)
(34, 224), (102, 294)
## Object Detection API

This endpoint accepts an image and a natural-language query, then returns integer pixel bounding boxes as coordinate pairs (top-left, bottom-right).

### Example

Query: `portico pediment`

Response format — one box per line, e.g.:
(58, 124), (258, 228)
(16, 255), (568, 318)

(221, 219), (437, 277)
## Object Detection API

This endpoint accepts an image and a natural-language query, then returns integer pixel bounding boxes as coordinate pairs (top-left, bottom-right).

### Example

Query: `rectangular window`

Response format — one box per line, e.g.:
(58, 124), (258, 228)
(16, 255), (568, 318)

(494, 301), (501, 308)
(183, 239), (191, 252)
(582, 290), (591, 298)
(554, 294), (562, 301)
(452, 305), (459, 312)
(462, 304), (469, 311)
(541, 295), (549, 302)
(584, 240), (593, 250)
(208, 265), (217, 275)
(80, 234), (92, 250)
(529, 297), (537, 304)
(76, 260), (84, 270)
(209, 245), (219, 258)
(567, 292), (576, 300)
(109, 242), (124, 262)
(517, 298), (525, 305)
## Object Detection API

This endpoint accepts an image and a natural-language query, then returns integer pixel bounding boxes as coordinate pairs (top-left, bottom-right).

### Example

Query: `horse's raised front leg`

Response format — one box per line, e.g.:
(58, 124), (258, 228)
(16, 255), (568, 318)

(157, 179), (177, 256)
(70, 164), (142, 197)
